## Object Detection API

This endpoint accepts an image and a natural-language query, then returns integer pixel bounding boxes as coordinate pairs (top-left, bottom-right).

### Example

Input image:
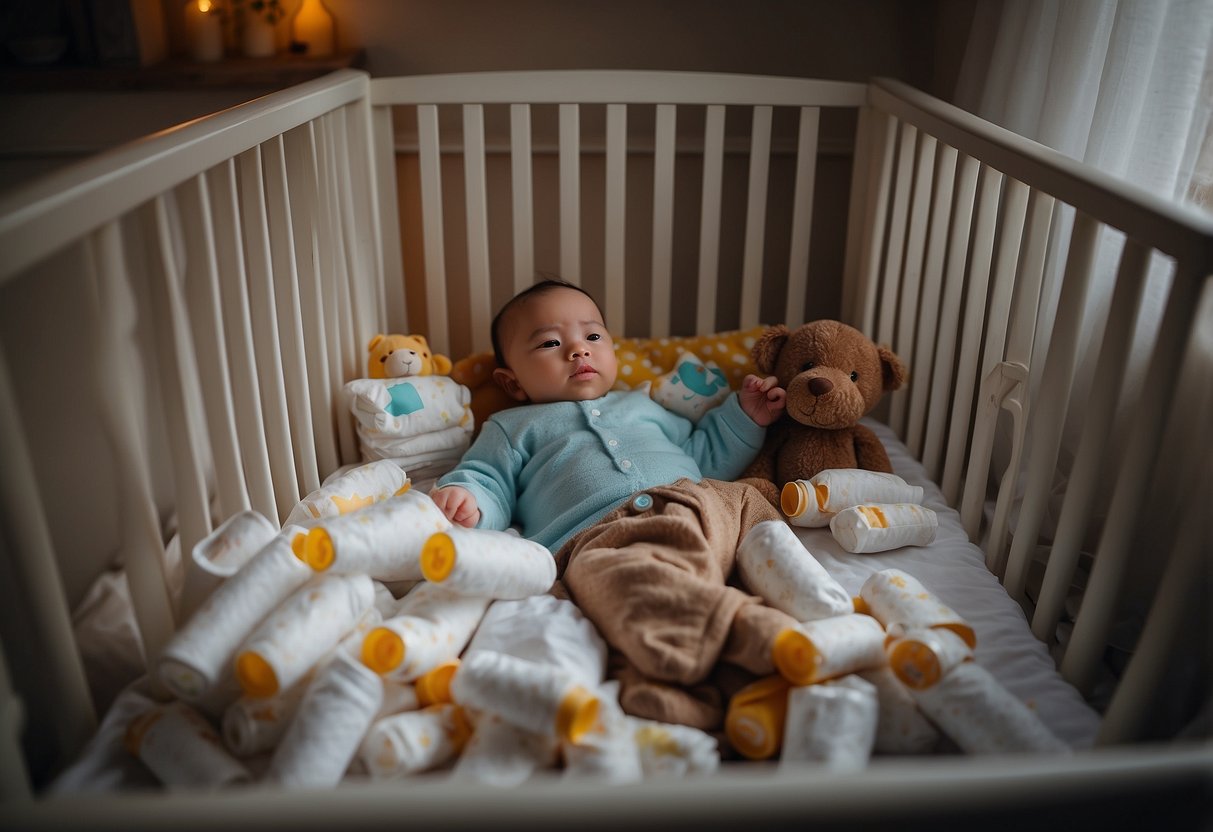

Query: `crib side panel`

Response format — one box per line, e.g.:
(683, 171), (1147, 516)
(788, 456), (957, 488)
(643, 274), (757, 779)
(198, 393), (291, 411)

(848, 77), (1213, 741)
(0, 71), (383, 789)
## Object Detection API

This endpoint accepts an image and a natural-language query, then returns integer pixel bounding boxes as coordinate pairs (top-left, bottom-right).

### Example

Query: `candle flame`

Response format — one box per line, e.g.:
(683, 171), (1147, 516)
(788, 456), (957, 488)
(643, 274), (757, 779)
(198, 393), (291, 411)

(198, 0), (212, 12)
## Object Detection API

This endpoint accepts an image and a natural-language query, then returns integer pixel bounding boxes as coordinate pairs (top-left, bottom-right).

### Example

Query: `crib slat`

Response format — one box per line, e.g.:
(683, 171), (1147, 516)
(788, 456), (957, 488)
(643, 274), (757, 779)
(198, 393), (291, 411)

(940, 165), (1003, 505)
(331, 108), (375, 376)
(604, 103), (627, 333)
(206, 161), (278, 522)
(0, 343), (96, 779)
(347, 97), (388, 335)
(1001, 211), (1102, 601)
(1031, 239), (1151, 644)
(980, 188), (1056, 573)
(313, 116), (358, 467)
(236, 146), (301, 520)
(463, 104), (493, 355)
(875, 121), (918, 347)
(841, 105), (874, 323)
(261, 135), (321, 496)
(511, 104), (535, 295)
(740, 105), (772, 330)
(696, 105), (725, 334)
(905, 143), (957, 457)
(145, 195), (212, 559)
(958, 177), (1030, 539)
(853, 111), (897, 335)
(889, 132), (937, 436)
(650, 103), (676, 338)
(372, 104), (406, 334)
(784, 106), (819, 330)
(416, 104), (450, 356)
(176, 175), (249, 524)
(920, 152), (979, 480)
(1061, 259), (1205, 696)
(559, 104), (581, 285)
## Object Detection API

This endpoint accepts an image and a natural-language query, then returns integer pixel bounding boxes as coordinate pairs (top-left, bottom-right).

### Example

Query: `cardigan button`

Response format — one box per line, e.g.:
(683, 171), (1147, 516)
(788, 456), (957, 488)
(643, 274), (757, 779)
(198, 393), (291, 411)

(631, 493), (653, 511)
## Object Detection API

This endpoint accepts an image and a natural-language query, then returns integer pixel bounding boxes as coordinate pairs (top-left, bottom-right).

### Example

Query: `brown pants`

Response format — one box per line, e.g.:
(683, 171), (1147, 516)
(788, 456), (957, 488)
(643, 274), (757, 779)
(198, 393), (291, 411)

(557, 478), (799, 729)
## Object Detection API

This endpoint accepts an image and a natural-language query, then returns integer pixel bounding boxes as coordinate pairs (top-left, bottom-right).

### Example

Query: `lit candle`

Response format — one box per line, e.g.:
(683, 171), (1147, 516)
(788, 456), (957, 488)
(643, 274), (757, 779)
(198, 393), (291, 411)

(292, 0), (334, 58)
(185, 0), (223, 62)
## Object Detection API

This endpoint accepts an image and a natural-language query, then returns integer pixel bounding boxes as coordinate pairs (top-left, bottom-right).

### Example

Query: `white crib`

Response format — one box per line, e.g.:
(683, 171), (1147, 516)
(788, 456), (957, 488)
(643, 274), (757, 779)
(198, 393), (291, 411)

(0, 69), (1209, 827)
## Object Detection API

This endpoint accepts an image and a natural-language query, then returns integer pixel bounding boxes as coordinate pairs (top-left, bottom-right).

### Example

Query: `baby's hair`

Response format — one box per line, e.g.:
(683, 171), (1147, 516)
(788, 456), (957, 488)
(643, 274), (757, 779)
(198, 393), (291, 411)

(491, 277), (605, 368)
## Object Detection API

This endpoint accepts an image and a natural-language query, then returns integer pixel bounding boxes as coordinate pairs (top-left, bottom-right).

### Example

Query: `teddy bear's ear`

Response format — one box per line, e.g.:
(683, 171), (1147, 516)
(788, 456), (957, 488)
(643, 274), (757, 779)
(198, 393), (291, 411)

(368, 334), (385, 353)
(752, 325), (789, 375)
(878, 345), (907, 392)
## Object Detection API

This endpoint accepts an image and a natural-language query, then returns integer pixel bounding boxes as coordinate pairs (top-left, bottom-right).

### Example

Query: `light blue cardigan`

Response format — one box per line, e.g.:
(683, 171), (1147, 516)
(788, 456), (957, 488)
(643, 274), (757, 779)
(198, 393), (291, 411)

(434, 389), (766, 551)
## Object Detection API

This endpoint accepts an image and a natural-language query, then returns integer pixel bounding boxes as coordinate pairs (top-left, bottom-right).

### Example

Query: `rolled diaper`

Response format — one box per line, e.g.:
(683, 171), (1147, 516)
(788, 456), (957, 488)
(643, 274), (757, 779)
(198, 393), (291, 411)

(782, 469), (923, 527)
(359, 703), (472, 778)
(631, 718), (720, 777)
(302, 489), (451, 582)
(265, 652), (385, 788)
(724, 675), (791, 760)
(830, 503), (938, 553)
(736, 520), (854, 622)
(856, 666), (940, 754)
(126, 701), (251, 789)
(420, 526), (556, 599)
(909, 661), (1068, 754)
(181, 509), (277, 618)
(859, 568), (975, 648)
(886, 627), (974, 690)
(450, 712), (559, 787)
(361, 583), (489, 682)
(779, 675), (878, 771)
(772, 613), (887, 686)
(284, 459), (411, 527)
(158, 526), (313, 702)
(450, 650), (600, 744)
(463, 595), (607, 687)
(222, 681), (310, 758)
(235, 572), (375, 698)
(561, 693), (643, 784)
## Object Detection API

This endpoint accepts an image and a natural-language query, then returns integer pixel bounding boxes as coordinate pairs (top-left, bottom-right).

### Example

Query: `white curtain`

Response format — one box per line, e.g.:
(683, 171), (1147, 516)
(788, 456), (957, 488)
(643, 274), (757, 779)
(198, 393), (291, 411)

(956, 0), (1213, 542)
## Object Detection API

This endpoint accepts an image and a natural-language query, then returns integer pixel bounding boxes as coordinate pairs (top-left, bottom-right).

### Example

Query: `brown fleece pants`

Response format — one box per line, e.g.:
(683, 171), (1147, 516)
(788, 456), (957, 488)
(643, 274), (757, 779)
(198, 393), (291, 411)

(556, 478), (800, 730)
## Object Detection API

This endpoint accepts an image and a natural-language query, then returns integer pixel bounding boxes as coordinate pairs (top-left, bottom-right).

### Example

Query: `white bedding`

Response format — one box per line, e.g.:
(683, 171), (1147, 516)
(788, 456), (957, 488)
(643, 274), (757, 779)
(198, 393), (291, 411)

(52, 418), (1100, 793)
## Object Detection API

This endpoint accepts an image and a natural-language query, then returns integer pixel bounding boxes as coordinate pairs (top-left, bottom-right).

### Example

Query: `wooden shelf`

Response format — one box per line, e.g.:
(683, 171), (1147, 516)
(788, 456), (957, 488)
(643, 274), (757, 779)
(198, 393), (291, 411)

(0, 48), (365, 92)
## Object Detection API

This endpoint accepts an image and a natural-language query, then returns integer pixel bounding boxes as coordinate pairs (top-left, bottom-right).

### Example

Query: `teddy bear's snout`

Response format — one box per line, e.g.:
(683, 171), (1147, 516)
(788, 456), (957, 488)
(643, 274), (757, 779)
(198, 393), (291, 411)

(808, 377), (833, 397)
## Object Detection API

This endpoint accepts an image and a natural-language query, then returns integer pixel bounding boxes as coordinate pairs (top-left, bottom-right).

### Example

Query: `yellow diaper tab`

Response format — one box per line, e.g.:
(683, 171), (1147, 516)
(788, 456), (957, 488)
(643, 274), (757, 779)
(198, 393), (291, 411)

(772, 628), (822, 686)
(290, 532), (308, 561)
(725, 675), (791, 760)
(420, 532), (456, 582)
(415, 660), (459, 707)
(362, 627), (406, 675)
(235, 650), (279, 698)
(303, 527), (336, 571)
(555, 685), (600, 745)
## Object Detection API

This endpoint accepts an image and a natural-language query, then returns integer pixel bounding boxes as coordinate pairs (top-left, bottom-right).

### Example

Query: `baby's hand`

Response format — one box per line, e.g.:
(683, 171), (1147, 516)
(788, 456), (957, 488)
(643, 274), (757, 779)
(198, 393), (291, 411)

(430, 486), (481, 527)
(739, 374), (786, 427)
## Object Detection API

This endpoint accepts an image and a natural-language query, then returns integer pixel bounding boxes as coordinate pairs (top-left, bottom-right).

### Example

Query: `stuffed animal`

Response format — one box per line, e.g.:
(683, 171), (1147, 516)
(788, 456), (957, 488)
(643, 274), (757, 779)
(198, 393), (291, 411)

(739, 320), (906, 507)
(367, 333), (453, 379)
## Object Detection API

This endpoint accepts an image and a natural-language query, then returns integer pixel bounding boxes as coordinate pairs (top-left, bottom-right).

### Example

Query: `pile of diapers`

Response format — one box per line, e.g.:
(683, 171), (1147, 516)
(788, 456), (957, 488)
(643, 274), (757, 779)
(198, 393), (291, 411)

(728, 520), (1067, 768)
(130, 461), (719, 791)
(343, 375), (475, 471)
(781, 469), (939, 554)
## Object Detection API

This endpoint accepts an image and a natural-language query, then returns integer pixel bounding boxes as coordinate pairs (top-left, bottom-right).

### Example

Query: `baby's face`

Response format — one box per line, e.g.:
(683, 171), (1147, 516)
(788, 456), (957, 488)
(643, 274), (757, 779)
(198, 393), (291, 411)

(494, 287), (618, 403)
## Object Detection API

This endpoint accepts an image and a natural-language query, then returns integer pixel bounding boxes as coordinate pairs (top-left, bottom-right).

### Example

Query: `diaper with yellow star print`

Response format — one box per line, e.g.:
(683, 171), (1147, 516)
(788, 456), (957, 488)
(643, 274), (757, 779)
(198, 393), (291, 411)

(344, 375), (475, 465)
(284, 459), (412, 528)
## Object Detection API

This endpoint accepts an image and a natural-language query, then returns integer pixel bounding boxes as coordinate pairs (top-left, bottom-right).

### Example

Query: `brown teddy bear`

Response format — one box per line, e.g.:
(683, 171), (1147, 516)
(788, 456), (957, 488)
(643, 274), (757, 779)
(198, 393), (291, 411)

(366, 333), (452, 379)
(739, 320), (907, 506)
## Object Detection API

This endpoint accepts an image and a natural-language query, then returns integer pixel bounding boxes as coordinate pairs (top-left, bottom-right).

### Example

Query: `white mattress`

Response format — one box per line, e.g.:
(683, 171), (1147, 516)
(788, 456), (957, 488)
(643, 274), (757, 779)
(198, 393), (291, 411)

(52, 419), (1101, 793)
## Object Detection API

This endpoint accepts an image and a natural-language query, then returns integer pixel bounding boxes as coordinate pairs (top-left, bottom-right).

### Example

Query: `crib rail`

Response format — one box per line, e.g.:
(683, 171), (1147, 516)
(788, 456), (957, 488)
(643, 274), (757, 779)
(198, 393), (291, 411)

(848, 77), (1213, 741)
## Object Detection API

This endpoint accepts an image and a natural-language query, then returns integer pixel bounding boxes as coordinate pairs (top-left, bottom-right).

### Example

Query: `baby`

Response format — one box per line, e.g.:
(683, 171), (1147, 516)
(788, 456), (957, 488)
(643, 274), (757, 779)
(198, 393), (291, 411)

(431, 279), (802, 729)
